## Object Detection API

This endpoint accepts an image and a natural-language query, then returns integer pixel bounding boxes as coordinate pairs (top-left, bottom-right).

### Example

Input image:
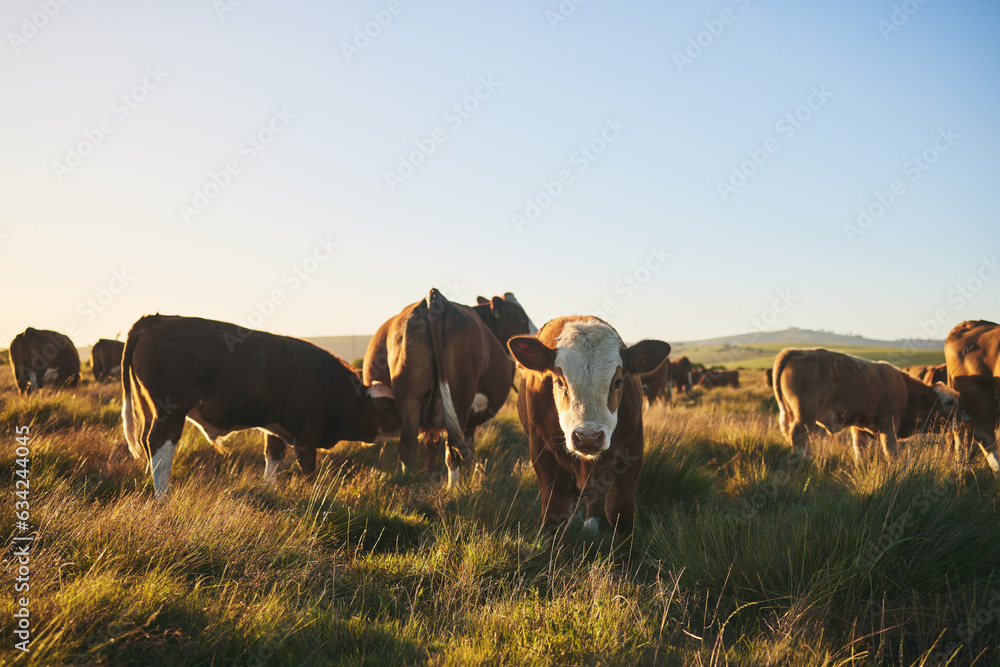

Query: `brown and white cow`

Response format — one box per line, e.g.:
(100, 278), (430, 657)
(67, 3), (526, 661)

(91, 338), (125, 382)
(9, 327), (81, 395)
(362, 289), (535, 486)
(945, 320), (1000, 472)
(772, 347), (958, 463)
(508, 316), (670, 539)
(122, 315), (397, 498)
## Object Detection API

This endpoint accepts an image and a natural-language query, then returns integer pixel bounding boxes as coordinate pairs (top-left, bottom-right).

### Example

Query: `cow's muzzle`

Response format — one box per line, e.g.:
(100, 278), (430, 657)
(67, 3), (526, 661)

(571, 428), (606, 455)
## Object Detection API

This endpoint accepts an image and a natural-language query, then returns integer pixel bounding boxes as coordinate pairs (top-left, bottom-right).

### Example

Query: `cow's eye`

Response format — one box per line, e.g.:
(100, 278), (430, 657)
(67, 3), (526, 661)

(554, 378), (566, 392)
(613, 378), (623, 390)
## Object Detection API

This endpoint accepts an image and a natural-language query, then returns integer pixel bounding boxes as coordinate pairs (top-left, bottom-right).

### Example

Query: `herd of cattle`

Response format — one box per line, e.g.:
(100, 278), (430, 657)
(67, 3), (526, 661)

(6, 293), (1000, 539)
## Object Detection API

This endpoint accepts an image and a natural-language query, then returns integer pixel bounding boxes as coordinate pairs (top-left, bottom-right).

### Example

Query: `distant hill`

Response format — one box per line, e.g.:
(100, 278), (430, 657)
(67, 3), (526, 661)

(676, 327), (943, 350)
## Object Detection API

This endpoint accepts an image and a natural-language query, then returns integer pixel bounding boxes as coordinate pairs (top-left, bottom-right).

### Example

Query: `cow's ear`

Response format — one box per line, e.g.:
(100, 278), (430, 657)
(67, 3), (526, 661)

(477, 296), (490, 305)
(508, 336), (556, 372)
(622, 340), (671, 375)
(491, 296), (504, 318)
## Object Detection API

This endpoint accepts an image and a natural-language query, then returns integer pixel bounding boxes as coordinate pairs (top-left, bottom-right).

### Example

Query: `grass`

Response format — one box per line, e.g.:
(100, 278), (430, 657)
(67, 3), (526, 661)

(1, 368), (998, 665)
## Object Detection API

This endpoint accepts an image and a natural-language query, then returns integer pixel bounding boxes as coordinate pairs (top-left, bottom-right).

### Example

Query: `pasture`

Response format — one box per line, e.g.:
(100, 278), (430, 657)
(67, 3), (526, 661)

(2, 366), (999, 665)
(669, 343), (945, 371)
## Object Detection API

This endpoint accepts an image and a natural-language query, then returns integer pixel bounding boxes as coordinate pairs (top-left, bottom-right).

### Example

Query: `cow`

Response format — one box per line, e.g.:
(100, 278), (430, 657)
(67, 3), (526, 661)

(9, 327), (81, 395)
(508, 316), (670, 540)
(121, 315), (398, 499)
(362, 289), (535, 487)
(641, 356), (695, 405)
(91, 339), (125, 382)
(922, 363), (948, 386)
(764, 368), (773, 388)
(772, 347), (958, 463)
(698, 369), (740, 389)
(639, 359), (671, 406)
(945, 320), (1000, 472)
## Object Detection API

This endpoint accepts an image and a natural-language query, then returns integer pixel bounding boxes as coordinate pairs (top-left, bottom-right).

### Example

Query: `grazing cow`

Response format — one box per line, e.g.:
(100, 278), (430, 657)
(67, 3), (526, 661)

(640, 359), (671, 405)
(922, 363), (948, 386)
(362, 289), (535, 486)
(641, 356), (695, 405)
(764, 368), (773, 388)
(698, 369), (740, 389)
(91, 339), (125, 382)
(508, 316), (670, 539)
(121, 315), (398, 499)
(669, 357), (695, 393)
(945, 320), (1000, 472)
(772, 348), (958, 463)
(9, 328), (81, 395)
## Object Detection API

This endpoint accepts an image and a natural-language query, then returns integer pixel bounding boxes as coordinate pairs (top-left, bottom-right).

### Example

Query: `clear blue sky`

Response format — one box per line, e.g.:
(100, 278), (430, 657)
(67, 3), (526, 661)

(2, 0), (998, 347)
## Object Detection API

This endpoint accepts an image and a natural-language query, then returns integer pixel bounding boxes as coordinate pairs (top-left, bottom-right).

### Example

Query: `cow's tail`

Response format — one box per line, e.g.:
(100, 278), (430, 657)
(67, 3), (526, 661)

(425, 288), (469, 482)
(121, 315), (162, 461)
(772, 349), (794, 428)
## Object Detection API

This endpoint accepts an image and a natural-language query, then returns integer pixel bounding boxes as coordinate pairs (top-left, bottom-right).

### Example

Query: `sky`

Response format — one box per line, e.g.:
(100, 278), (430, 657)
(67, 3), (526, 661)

(2, 0), (998, 348)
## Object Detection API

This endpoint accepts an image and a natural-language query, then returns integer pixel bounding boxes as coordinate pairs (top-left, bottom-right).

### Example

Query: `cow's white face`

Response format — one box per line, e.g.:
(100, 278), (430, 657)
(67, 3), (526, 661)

(508, 318), (671, 461)
(551, 322), (626, 458)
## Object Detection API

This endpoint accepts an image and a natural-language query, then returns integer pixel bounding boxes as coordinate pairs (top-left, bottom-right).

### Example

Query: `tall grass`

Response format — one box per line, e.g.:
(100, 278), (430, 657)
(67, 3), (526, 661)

(1, 367), (997, 665)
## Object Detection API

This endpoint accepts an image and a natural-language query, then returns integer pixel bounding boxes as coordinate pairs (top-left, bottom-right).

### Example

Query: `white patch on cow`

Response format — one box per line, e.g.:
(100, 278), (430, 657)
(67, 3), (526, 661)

(553, 319), (623, 458)
(150, 440), (176, 499)
(932, 384), (958, 411)
(366, 381), (393, 400)
(447, 463), (460, 489)
(582, 517), (599, 536)
(263, 451), (281, 483)
(42, 367), (60, 384)
(438, 380), (463, 443)
(985, 449), (1000, 474)
(108, 365), (122, 376)
(471, 392), (489, 413)
(28, 371), (38, 388)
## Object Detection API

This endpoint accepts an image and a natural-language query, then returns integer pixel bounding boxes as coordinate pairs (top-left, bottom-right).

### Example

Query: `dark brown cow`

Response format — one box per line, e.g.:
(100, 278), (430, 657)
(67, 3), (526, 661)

(641, 356), (695, 405)
(91, 339), (125, 382)
(9, 327), (81, 395)
(639, 359), (671, 405)
(764, 368), (774, 388)
(362, 289), (534, 486)
(773, 348), (958, 463)
(945, 320), (1000, 472)
(669, 357), (694, 393)
(508, 316), (670, 539)
(698, 369), (740, 389)
(122, 315), (397, 498)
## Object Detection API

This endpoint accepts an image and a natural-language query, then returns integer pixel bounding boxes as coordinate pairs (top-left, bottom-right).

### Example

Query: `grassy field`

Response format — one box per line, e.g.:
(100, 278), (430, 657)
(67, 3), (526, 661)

(669, 342), (945, 371)
(2, 367), (999, 666)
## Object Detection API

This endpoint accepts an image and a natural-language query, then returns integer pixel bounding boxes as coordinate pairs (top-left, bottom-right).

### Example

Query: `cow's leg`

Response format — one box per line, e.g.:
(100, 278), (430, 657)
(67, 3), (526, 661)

(143, 416), (185, 500)
(850, 427), (872, 465)
(292, 443), (317, 480)
(422, 429), (442, 473)
(952, 424), (972, 464)
(263, 433), (286, 483)
(876, 420), (899, 461)
(532, 445), (573, 533)
(604, 482), (636, 542)
(953, 377), (1000, 473)
(442, 378), (477, 488)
